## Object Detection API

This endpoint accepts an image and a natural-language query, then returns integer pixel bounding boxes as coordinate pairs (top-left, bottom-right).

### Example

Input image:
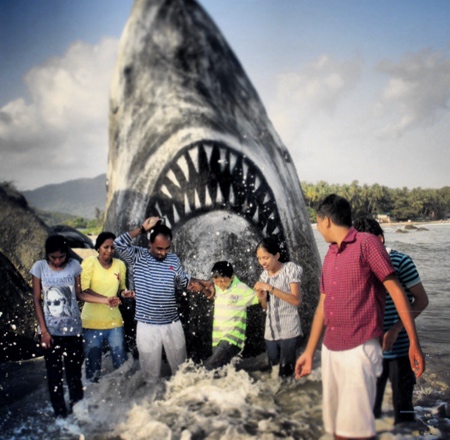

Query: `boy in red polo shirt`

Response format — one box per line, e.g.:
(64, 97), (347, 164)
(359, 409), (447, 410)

(295, 194), (424, 440)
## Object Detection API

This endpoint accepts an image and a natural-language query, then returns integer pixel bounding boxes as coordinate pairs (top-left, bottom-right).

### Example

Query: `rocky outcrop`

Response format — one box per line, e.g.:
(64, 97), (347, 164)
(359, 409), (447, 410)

(0, 183), (49, 283)
(0, 183), (92, 361)
(0, 184), (46, 361)
(0, 250), (39, 361)
(105, 0), (321, 360)
(49, 225), (94, 249)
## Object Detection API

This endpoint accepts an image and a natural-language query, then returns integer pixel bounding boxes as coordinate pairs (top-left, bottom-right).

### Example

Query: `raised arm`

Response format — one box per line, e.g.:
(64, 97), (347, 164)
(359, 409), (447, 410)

(114, 216), (160, 264)
(130, 216), (161, 239)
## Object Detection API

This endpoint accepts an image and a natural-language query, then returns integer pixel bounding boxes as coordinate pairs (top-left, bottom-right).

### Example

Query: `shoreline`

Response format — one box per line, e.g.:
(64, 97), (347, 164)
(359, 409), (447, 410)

(379, 219), (450, 226)
(311, 219), (450, 229)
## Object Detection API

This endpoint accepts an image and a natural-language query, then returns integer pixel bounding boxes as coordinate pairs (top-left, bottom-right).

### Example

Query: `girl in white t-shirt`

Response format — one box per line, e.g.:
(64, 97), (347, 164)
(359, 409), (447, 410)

(31, 235), (118, 418)
(254, 236), (303, 378)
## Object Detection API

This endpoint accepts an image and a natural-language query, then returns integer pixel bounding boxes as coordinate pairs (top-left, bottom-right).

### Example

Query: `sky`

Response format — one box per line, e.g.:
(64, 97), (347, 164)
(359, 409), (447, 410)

(1, 0), (449, 191)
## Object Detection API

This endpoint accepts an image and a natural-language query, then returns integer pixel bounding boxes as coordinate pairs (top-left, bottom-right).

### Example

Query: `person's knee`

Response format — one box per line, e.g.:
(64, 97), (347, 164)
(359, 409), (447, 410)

(85, 346), (102, 361)
(111, 346), (128, 368)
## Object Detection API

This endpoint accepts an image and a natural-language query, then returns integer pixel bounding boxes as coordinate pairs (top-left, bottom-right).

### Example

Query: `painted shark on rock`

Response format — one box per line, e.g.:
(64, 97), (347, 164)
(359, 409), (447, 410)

(105, 0), (321, 360)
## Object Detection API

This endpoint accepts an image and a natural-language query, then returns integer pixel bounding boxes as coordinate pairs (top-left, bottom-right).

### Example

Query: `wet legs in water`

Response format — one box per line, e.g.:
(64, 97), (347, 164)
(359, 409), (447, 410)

(44, 335), (84, 417)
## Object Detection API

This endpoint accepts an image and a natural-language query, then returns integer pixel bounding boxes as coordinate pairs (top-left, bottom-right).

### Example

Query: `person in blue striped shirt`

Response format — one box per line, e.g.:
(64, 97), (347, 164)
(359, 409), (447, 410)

(353, 217), (429, 425)
(114, 216), (214, 383)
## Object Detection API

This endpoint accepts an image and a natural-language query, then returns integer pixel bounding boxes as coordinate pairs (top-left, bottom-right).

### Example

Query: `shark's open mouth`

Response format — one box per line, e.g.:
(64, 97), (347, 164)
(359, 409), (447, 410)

(146, 140), (286, 246)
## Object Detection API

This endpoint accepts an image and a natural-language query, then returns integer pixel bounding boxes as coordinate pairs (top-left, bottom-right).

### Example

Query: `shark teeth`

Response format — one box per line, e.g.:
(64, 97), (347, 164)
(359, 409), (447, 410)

(147, 141), (284, 242)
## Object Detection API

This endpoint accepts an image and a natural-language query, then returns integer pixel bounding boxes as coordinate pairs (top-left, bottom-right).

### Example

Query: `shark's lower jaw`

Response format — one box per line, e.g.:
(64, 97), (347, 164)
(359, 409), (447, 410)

(145, 140), (287, 275)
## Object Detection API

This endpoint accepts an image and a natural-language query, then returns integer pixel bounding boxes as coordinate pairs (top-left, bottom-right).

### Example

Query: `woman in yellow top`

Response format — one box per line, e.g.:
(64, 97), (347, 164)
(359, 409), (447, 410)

(81, 232), (135, 382)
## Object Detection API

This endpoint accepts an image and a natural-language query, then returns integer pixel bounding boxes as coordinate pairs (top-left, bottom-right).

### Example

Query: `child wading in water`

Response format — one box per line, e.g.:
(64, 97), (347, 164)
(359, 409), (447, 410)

(31, 235), (120, 417)
(203, 261), (260, 370)
(254, 237), (303, 378)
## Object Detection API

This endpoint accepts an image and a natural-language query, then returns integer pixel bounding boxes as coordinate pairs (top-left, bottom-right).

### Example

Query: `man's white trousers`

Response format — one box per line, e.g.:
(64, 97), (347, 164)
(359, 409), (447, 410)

(136, 320), (187, 383)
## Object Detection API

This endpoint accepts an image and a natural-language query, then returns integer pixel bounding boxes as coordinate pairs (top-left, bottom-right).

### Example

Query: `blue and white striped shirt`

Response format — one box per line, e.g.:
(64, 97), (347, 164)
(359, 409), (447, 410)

(384, 249), (420, 359)
(114, 233), (190, 325)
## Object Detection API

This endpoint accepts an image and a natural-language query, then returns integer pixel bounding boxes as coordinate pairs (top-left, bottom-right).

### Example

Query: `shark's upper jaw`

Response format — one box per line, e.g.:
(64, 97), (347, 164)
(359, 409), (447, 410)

(146, 140), (287, 248)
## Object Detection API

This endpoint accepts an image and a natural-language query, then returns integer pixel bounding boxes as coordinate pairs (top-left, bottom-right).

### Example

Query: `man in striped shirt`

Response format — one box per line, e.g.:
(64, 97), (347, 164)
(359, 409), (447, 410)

(114, 216), (214, 383)
(353, 217), (429, 425)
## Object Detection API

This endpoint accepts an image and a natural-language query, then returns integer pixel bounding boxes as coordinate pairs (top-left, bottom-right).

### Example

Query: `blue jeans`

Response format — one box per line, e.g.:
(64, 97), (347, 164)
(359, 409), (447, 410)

(265, 335), (303, 377)
(83, 327), (127, 381)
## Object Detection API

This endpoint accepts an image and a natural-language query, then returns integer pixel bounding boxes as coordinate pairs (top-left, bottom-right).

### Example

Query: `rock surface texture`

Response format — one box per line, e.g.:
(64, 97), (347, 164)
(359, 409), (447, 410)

(0, 183), (49, 360)
(105, 0), (321, 360)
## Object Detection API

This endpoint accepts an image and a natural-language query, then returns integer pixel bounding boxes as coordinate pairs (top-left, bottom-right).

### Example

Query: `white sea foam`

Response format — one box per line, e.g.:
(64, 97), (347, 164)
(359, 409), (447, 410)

(56, 353), (444, 440)
(1, 351), (448, 439)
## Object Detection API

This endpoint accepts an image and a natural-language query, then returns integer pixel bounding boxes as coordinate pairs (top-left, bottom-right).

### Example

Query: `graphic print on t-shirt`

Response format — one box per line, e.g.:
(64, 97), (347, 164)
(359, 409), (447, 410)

(45, 286), (72, 317)
(43, 285), (80, 335)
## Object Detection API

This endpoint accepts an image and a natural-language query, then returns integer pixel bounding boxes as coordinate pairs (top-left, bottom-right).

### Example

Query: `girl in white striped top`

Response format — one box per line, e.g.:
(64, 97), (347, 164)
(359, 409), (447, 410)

(254, 237), (303, 377)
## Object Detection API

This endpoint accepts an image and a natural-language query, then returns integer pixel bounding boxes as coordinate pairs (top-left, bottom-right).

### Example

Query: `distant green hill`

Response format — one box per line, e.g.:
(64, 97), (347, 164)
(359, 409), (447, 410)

(23, 174), (106, 219)
(34, 209), (78, 227)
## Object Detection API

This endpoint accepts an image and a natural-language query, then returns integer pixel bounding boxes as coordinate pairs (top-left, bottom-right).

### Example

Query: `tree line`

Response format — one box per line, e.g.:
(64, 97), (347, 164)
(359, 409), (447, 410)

(44, 181), (450, 228)
(301, 180), (450, 223)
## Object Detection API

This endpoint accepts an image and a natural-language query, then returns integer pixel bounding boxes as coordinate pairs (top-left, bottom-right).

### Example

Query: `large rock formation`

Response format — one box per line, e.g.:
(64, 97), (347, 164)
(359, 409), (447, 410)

(0, 183), (49, 283)
(0, 183), (92, 361)
(49, 225), (94, 250)
(0, 250), (39, 361)
(0, 183), (48, 360)
(105, 0), (321, 360)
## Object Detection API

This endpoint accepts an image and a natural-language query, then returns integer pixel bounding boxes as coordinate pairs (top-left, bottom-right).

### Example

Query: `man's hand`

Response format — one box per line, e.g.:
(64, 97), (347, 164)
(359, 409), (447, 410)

(121, 289), (136, 299)
(409, 343), (425, 378)
(295, 352), (313, 378)
(188, 279), (215, 299)
(142, 216), (160, 232)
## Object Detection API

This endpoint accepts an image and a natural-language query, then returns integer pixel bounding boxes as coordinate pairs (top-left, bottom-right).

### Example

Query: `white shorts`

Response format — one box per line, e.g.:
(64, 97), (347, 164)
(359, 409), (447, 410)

(136, 320), (187, 383)
(321, 339), (383, 438)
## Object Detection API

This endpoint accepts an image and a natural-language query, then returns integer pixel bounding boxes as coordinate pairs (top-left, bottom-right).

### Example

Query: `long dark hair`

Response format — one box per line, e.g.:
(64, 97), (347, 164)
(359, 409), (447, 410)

(255, 236), (289, 263)
(45, 235), (69, 265)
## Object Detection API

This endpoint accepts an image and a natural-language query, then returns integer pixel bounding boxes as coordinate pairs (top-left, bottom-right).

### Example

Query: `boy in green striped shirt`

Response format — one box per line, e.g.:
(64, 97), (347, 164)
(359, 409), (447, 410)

(204, 261), (260, 370)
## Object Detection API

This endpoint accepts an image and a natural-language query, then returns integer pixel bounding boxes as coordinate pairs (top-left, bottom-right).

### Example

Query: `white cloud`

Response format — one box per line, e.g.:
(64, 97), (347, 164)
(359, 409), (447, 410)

(376, 48), (450, 136)
(268, 55), (363, 146)
(0, 37), (118, 190)
(262, 50), (450, 189)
